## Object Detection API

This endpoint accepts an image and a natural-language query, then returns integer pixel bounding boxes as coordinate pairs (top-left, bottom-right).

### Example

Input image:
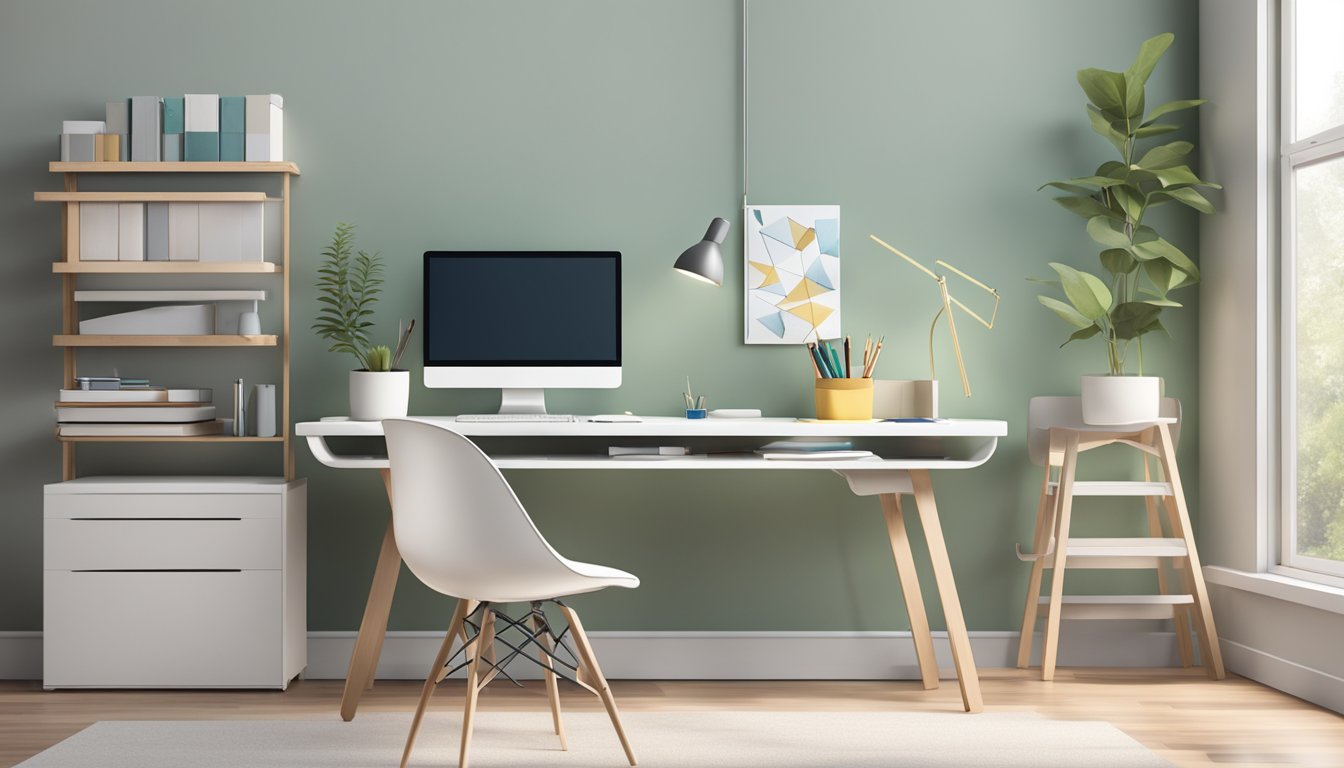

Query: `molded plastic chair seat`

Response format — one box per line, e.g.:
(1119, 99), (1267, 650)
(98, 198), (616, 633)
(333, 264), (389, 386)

(467, 558), (639, 603)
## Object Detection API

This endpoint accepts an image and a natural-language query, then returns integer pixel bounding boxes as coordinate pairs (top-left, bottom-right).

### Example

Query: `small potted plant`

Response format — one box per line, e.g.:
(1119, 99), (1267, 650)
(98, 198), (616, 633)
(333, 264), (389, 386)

(313, 222), (415, 421)
(1037, 33), (1219, 424)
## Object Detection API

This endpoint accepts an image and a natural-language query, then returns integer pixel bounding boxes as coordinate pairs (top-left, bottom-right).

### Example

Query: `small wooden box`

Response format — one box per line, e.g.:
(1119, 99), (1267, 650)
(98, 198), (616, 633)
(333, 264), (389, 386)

(873, 379), (938, 419)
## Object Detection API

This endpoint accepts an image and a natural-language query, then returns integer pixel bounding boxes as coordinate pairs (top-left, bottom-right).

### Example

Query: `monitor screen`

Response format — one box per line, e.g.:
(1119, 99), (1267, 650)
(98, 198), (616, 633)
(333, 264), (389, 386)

(423, 252), (621, 366)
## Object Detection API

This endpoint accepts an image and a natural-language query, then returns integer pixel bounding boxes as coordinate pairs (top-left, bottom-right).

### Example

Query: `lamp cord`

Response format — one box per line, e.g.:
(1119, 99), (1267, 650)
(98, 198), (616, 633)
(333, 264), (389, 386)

(742, 0), (748, 209)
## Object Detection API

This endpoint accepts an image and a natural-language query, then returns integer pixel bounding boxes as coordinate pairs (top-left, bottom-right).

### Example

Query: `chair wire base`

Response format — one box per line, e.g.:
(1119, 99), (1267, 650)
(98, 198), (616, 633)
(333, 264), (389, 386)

(439, 600), (585, 690)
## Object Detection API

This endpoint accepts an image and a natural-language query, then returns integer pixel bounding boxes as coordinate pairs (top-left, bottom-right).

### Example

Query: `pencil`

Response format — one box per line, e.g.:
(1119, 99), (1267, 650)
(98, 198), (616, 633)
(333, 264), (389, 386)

(864, 338), (884, 378)
(844, 335), (852, 378)
(806, 342), (822, 379)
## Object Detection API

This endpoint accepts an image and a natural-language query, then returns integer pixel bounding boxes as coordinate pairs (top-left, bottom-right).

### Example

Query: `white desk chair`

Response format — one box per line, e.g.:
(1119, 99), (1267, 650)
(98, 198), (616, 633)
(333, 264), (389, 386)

(383, 418), (639, 768)
(1014, 396), (1224, 681)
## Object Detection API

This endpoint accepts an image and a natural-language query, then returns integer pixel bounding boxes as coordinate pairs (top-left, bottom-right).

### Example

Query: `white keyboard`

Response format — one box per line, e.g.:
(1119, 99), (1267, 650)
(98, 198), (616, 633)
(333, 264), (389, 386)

(455, 413), (576, 423)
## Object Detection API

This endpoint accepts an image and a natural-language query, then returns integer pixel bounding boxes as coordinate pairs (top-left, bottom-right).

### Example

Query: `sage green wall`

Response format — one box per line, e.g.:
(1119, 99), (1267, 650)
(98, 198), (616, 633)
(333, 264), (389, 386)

(0, 0), (1200, 634)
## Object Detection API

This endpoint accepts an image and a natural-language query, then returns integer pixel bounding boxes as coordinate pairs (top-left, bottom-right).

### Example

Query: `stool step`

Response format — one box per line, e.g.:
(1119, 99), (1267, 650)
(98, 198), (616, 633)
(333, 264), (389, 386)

(1016, 537), (1188, 567)
(1037, 593), (1194, 620)
(1062, 537), (1187, 568)
(1048, 480), (1171, 497)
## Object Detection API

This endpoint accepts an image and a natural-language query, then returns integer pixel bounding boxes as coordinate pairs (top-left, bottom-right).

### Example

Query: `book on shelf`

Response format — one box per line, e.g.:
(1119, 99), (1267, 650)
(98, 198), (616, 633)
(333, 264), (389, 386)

(55, 405), (216, 423)
(58, 420), (226, 437)
(608, 446), (690, 457)
(757, 438), (855, 453)
(60, 387), (211, 402)
(754, 450), (877, 461)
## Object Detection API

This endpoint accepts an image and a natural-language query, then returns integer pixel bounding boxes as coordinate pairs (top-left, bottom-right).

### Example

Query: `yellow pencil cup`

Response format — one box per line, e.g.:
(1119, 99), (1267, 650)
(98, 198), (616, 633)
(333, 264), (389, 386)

(814, 378), (875, 420)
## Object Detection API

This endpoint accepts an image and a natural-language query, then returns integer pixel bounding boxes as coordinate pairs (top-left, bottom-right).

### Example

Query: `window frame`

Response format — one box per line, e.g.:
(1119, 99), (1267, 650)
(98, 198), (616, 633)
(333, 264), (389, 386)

(1278, 0), (1344, 581)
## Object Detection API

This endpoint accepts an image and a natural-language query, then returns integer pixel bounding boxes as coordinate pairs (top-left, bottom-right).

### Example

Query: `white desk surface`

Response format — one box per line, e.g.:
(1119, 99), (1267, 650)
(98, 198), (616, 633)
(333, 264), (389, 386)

(297, 416), (1007, 471)
(295, 416), (1007, 439)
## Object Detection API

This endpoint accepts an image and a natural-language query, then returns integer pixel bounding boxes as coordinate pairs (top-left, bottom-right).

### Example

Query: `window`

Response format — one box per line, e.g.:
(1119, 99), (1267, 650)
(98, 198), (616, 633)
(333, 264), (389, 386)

(1282, 0), (1344, 579)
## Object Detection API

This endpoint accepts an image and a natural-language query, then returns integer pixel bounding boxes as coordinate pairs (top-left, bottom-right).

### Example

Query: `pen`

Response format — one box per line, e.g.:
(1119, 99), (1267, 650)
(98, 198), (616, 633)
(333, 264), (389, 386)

(827, 341), (843, 381)
(806, 342), (823, 379)
(844, 335), (852, 378)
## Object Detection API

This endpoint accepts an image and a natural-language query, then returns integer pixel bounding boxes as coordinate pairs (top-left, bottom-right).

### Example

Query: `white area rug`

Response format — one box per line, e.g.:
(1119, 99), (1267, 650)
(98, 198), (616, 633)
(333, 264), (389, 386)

(16, 710), (1171, 767)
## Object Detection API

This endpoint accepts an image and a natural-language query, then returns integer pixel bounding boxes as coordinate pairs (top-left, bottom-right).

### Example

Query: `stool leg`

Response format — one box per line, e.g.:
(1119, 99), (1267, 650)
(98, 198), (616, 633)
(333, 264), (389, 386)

(1017, 464), (1056, 668)
(402, 599), (472, 768)
(1144, 447), (1194, 668)
(1156, 424), (1225, 680)
(1041, 432), (1080, 682)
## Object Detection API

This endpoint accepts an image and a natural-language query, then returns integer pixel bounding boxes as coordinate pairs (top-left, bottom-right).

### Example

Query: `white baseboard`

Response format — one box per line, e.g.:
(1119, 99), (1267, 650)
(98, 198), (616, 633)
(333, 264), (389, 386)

(0, 626), (1191, 682)
(1220, 638), (1344, 714)
(309, 624), (1188, 680)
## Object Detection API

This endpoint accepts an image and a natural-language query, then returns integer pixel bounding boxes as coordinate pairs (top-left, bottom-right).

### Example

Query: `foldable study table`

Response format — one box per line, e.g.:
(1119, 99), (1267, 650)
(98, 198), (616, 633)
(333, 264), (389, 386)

(296, 416), (1007, 717)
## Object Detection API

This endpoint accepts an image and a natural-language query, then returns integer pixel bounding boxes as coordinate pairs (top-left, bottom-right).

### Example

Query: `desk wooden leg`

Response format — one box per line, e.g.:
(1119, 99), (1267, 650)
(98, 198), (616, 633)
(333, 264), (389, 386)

(880, 493), (939, 690)
(908, 470), (983, 713)
(339, 469), (403, 721)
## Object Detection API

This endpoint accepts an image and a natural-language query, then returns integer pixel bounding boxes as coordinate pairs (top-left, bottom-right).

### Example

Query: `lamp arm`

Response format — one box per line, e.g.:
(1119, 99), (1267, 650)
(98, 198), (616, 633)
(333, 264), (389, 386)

(869, 234), (940, 281)
(937, 277), (972, 398)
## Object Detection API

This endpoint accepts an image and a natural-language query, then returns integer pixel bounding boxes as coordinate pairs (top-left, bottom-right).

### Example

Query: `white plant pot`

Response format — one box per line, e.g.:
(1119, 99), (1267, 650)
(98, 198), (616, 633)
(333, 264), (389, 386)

(1080, 374), (1160, 425)
(349, 370), (409, 421)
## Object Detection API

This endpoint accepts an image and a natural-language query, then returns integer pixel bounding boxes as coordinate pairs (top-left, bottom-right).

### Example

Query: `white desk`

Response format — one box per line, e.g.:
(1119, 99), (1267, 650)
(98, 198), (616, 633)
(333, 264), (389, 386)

(297, 416), (1007, 717)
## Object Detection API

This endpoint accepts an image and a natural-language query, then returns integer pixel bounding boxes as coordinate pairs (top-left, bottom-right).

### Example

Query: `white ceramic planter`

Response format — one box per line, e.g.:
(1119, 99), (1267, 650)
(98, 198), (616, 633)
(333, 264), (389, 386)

(1080, 374), (1160, 425)
(349, 370), (409, 421)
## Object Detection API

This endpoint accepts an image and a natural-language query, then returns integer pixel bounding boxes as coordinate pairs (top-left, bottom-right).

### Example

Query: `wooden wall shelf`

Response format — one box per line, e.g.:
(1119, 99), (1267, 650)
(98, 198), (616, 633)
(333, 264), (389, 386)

(53, 334), (278, 347)
(36, 191), (270, 203)
(50, 161), (300, 175)
(53, 261), (280, 274)
(47, 162), (297, 479)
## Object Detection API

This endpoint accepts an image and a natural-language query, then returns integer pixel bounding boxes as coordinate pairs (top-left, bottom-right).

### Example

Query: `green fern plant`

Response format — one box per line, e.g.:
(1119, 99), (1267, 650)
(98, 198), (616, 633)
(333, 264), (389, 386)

(312, 222), (393, 371)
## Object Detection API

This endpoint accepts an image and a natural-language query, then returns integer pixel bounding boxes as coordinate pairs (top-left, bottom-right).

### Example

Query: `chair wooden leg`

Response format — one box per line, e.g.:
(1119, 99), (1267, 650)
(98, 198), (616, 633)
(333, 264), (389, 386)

(1155, 424), (1225, 680)
(437, 600), (479, 684)
(1144, 452), (1194, 668)
(880, 493), (939, 690)
(559, 604), (637, 766)
(459, 608), (495, 768)
(531, 608), (568, 750)
(909, 470), (983, 713)
(1041, 432), (1080, 682)
(1016, 464), (1056, 669)
(402, 599), (473, 768)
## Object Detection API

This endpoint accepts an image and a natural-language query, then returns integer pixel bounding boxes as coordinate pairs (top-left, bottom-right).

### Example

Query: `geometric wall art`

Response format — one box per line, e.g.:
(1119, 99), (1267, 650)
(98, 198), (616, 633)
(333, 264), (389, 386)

(744, 205), (840, 344)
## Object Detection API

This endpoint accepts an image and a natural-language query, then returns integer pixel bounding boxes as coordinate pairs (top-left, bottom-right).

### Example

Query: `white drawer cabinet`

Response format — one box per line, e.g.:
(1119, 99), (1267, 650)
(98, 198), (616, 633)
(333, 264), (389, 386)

(43, 477), (306, 689)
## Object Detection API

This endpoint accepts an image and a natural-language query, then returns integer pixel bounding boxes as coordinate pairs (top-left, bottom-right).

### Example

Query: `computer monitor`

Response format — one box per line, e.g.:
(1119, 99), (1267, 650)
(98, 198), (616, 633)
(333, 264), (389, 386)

(423, 251), (621, 414)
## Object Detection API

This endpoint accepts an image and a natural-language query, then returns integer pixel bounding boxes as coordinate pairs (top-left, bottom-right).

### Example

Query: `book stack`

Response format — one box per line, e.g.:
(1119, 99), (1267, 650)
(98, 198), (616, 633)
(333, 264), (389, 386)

(56, 379), (221, 437)
(58, 94), (283, 163)
(753, 438), (876, 461)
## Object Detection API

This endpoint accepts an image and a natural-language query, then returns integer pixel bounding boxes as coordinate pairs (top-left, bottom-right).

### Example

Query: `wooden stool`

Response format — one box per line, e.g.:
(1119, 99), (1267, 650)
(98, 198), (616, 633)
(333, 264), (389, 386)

(1015, 397), (1225, 681)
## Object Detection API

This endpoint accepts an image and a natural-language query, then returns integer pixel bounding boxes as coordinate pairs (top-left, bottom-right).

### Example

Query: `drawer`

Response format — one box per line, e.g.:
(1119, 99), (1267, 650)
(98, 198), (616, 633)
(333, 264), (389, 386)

(44, 570), (281, 688)
(45, 517), (281, 570)
(45, 493), (280, 520)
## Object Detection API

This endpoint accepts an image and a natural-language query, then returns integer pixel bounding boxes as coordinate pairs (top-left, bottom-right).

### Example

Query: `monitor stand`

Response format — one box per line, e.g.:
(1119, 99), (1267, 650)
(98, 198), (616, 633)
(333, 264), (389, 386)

(498, 388), (548, 415)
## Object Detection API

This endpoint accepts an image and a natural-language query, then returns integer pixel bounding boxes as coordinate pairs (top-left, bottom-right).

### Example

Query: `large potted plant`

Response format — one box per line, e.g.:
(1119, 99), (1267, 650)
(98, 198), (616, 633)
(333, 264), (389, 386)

(1036, 33), (1219, 425)
(313, 222), (414, 421)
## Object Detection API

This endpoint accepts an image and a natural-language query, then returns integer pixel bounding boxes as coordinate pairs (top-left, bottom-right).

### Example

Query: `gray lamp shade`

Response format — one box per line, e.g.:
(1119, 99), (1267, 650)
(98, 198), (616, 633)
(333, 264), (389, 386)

(673, 217), (731, 286)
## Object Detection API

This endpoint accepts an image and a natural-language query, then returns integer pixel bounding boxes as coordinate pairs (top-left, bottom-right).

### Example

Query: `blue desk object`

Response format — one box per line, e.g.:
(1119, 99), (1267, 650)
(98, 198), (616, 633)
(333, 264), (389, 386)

(297, 415), (1006, 719)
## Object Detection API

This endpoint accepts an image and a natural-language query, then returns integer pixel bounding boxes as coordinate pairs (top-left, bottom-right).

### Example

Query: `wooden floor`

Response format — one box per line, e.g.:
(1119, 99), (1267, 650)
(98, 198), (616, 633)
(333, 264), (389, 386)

(2, 670), (1340, 767)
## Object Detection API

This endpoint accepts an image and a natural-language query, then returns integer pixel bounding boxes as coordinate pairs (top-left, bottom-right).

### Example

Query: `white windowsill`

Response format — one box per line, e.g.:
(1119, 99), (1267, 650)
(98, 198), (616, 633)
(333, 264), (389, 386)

(1204, 565), (1344, 616)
